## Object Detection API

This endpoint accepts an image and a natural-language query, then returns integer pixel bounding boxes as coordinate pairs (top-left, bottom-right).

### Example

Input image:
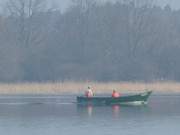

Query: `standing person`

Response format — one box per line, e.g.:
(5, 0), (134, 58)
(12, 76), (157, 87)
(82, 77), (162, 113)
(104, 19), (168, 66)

(112, 90), (120, 98)
(85, 86), (94, 98)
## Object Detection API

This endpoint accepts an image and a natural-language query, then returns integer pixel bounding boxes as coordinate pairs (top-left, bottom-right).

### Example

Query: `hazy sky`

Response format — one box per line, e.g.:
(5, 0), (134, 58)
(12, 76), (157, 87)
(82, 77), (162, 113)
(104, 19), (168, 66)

(0, 0), (180, 12)
(53, 0), (180, 10)
(157, 0), (180, 9)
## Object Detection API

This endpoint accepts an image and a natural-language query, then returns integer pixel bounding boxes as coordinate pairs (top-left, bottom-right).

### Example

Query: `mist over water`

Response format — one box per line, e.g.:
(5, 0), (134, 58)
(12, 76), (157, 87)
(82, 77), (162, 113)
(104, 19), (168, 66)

(0, 95), (179, 135)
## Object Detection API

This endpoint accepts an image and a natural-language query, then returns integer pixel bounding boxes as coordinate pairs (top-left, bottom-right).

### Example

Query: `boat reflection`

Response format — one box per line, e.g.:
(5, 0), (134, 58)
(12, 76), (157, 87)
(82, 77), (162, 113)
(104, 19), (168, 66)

(87, 105), (93, 116)
(112, 105), (120, 117)
(77, 104), (121, 117)
(77, 104), (150, 118)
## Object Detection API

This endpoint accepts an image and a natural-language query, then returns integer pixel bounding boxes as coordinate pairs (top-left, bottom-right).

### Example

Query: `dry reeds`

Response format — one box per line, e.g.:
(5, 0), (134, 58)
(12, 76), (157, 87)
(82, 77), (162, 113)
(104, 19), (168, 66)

(0, 81), (179, 95)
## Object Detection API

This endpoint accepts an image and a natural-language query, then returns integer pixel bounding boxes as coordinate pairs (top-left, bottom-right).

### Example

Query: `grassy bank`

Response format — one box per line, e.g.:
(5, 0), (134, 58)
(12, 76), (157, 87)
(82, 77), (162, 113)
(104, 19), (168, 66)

(0, 81), (180, 95)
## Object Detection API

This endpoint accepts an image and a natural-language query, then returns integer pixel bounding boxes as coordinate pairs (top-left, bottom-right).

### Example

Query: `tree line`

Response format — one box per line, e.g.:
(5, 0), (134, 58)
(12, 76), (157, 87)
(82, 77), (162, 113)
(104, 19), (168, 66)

(0, 0), (180, 82)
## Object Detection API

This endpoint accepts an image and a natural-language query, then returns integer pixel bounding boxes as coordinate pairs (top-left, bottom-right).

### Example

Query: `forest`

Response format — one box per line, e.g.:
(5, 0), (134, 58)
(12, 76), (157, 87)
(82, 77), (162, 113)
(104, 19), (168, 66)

(0, 0), (180, 82)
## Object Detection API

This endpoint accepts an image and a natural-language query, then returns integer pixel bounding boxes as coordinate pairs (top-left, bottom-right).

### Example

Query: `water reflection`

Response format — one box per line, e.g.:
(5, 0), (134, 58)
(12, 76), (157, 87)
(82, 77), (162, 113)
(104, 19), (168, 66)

(77, 104), (151, 119)
(87, 105), (93, 116)
(112, 105), (120, 118)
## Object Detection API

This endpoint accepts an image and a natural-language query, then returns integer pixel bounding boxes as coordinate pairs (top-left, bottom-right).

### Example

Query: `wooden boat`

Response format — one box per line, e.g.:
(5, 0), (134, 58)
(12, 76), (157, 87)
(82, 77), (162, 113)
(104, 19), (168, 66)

(77, 91), (152, 106)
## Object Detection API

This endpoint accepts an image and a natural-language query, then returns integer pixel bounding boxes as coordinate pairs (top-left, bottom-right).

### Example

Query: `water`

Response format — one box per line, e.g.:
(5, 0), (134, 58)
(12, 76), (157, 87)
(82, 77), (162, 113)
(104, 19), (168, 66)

(0, 94), (180, 135)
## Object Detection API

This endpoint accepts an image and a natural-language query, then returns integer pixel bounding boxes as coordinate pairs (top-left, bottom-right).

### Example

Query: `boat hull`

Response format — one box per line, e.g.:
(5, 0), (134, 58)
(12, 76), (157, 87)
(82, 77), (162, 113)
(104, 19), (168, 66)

(77, 91), (152, 106)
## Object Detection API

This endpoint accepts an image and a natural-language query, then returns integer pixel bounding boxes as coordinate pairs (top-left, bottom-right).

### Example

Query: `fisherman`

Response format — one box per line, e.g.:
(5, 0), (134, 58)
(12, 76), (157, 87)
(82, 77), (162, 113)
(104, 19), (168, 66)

(112, 90), (120, 98)
(85, 86), (94, 98)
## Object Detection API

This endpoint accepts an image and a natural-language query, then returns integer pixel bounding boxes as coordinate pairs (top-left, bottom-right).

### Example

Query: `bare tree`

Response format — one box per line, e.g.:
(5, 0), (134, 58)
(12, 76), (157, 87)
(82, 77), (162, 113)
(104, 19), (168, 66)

(71, 0), (96, 12)
(124, 0), (154, 59)
(6, 0), (46, 47)
(70, 0), (97, 62)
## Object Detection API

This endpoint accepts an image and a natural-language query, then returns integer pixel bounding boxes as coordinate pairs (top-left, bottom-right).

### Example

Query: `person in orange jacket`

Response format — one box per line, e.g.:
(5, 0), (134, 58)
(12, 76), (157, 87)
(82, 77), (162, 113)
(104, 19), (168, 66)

(112, 90), (120, 98)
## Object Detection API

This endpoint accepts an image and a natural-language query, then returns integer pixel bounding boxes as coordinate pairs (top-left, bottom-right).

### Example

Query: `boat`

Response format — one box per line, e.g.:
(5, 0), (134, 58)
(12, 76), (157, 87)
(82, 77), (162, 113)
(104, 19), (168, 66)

(77, 91), (152, 106)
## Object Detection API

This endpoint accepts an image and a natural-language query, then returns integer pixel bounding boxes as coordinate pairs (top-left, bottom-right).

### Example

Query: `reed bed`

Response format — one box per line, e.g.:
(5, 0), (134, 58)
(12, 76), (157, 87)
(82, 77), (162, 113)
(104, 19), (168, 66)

(0, 81), (180, 95)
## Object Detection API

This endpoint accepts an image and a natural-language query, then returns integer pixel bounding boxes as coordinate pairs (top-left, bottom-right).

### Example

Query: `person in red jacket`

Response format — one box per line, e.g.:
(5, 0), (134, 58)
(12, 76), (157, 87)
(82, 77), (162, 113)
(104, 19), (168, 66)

(112, 90), (120, 98)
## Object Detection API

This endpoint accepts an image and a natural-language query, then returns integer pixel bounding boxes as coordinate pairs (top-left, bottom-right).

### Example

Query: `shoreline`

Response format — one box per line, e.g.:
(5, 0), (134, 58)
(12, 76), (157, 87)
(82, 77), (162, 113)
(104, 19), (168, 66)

(0, 81), (180, 95)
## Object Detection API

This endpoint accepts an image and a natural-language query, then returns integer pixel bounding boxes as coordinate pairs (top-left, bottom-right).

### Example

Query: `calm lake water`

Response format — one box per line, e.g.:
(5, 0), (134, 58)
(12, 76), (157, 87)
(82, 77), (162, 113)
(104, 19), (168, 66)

(0, 94), (179, 135)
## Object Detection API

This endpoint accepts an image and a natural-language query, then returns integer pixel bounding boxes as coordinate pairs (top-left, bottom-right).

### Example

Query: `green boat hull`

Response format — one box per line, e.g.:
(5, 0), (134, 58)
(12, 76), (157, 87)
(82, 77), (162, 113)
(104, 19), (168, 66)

(77, 91), (152, 106)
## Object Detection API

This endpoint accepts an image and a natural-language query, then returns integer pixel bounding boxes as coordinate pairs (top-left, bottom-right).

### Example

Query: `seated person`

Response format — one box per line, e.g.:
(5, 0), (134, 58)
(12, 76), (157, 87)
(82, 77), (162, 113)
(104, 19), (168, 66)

(85, 86), (94, 98)
(112, 90), (120, 98)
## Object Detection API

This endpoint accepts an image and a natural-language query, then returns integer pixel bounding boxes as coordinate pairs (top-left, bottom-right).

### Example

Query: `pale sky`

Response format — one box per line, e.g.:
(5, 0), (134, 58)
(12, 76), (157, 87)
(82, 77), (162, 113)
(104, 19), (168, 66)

(157, 0), (180, 9)
(0, 0), (180, 13)
(53, 0), (180, 10)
